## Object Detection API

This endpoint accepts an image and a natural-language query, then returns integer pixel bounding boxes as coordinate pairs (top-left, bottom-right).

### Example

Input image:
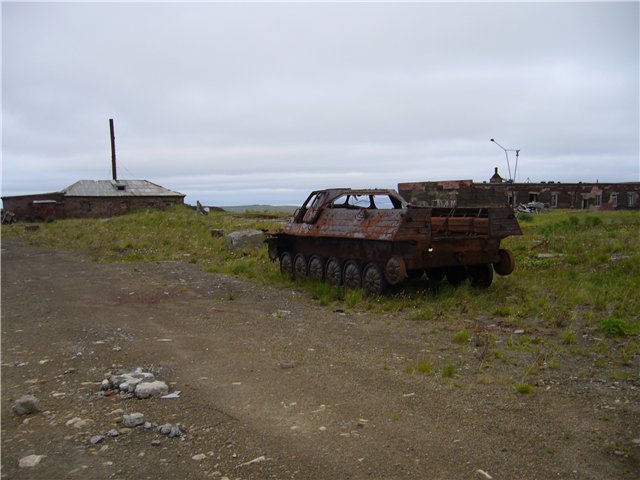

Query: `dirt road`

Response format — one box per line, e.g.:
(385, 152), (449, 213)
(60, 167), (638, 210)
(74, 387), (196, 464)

(1, 239), (638, 479)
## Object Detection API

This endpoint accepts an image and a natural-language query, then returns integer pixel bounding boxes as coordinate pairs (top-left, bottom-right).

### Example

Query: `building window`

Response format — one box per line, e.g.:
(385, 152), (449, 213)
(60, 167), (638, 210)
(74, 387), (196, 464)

(80, 201), (92, 212)
(528, 192), (538, 202)
(629, 192), (635, 208)
(610, 193), (618, 208)
(550, 193), (558, 208)
(595, 194), (602, 207)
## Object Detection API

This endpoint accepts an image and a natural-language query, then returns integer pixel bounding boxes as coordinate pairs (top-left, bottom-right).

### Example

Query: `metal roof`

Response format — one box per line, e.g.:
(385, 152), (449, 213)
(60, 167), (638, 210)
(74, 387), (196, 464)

(62, 180), (184, 197)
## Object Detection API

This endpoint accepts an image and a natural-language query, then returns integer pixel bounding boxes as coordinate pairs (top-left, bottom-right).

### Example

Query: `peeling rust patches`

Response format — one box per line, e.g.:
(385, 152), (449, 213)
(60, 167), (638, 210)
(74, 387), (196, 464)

(266, 188), (522, 293)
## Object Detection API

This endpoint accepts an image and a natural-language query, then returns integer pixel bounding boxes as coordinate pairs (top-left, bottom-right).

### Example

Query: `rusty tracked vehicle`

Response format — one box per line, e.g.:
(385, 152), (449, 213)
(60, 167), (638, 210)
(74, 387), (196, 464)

(266, 188), (521, 295)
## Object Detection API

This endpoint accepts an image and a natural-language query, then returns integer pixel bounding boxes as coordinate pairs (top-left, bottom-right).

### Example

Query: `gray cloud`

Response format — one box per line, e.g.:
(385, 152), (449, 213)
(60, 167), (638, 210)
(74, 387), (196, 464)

(2, 2), (638, 206)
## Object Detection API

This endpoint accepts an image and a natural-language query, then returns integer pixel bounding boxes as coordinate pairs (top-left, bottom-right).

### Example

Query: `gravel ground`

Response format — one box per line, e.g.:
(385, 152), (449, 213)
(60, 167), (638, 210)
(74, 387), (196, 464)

(1, 238), (638, 479)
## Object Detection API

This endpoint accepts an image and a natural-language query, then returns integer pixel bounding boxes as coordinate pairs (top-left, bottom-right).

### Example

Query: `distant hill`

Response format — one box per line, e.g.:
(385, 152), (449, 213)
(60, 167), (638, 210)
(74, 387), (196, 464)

(216, 205), (297, 213)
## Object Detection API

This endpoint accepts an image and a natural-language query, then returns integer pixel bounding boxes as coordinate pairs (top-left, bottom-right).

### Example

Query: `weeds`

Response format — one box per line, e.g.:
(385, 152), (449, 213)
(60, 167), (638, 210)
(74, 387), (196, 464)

(452, 329), (471, 344)
(3, 207), (639, 359)
(514, 383), (534, 394)
(600, 318), (639, 337)
(441, 363), (457, 378)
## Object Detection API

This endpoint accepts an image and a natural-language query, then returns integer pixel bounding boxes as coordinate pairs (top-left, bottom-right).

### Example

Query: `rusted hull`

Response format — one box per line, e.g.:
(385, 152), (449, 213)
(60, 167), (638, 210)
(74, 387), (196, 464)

(266, 188), (521, 293)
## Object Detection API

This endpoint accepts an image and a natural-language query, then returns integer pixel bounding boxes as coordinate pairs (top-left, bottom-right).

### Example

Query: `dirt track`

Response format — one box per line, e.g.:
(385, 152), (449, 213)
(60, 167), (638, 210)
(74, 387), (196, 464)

(1, 238), (638, 479)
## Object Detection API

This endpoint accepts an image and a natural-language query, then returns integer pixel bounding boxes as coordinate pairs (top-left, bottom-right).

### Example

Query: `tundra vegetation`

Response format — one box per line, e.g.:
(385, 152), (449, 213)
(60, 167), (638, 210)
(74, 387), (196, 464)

(3, 206), (639, 391)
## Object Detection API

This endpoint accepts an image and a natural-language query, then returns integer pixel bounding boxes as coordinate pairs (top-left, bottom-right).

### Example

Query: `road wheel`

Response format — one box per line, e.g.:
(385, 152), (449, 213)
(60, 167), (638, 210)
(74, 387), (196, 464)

(343, 260), (362, 289)
(308, 255), (324, 281)
(384, 256), (406, 285)
(445, 266), (467, 286)
(293, 253), (308, 278)
(325, 257), (343, 286)
(425, 268), (445, 282)
(279, 251), (293, 276)
(493, 249), (515, 276)
(363, 263), (387, 295)
(468, 264), (494, 288)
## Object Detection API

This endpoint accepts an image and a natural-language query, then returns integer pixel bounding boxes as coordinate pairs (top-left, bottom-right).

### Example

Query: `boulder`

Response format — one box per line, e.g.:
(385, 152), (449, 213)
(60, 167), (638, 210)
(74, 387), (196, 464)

(226, 229), (265, 250)
(135, 380), (169, 399)
(12, 395), (41, 416)
(122, 412), (145, 427)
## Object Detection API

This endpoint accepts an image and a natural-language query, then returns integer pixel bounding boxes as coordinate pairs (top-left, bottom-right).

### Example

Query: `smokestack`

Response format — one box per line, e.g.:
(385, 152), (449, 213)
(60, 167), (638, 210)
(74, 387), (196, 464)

(109, 118), (117, 181)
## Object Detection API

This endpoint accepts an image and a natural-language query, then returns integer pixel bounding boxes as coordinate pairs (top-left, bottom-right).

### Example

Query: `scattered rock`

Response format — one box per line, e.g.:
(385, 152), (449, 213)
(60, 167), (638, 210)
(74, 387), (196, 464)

(476, 469), (493, 479)
(122, 413), (145, 428)
(151, 439), (161, 446)
(18, 454), (45, 468)
(12, 395), (41, 416)
(192, 453), (207, 461)
(159, 423), (173, 435)
(144, 422), (153, 429)
(238, 455), (267, 467)
(106, 429), (119, 437)
(66, 417), (92, 429)
(537, 253), (564, 259)
(609, 253), (630, 263)
(226, 229), (265, 250)
(100, 379), (111, 391)
(135, 380), (169, 399)
(279, 360), (296, 369)
(156, 423), (185, 437)
(90, 435), (104, 445)
(110, 368), (155, 391)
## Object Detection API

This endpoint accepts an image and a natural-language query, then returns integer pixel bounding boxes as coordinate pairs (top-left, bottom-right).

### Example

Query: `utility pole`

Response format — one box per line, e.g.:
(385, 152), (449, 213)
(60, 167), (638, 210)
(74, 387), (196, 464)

(109, 118), (117, 181)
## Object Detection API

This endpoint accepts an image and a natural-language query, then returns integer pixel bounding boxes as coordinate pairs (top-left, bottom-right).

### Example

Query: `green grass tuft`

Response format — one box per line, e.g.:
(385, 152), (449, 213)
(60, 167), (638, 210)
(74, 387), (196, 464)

(514, 382), (534, 394)
(600, 318), (639, 337)
(441, 363), (457, 378)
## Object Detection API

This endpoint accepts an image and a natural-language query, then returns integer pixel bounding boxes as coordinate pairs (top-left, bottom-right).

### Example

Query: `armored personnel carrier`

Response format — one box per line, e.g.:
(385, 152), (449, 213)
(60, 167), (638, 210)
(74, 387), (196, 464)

(266, 188), (521, 295)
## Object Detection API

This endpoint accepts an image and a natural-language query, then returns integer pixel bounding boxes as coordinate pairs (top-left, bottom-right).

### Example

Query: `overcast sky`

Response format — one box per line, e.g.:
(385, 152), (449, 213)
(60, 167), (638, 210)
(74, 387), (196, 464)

(2, 1), (639, 206)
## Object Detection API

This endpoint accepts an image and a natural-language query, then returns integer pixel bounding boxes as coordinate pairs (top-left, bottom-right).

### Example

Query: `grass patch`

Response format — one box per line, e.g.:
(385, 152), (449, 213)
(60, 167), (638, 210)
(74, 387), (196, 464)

(440, 363), (457, 378)
(600, 318), (639, 337)
(452, 329), (471, 344)
(3, 207), (639, 361)
(561, 330), (577, 345)
(514, 382), (534, 394)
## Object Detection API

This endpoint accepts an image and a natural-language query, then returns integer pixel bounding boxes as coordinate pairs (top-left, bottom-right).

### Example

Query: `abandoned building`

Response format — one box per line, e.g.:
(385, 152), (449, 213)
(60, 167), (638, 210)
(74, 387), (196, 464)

(398, 168), (640, 210)
(2, 120), (187, 222)
(2, 179), (185, 222)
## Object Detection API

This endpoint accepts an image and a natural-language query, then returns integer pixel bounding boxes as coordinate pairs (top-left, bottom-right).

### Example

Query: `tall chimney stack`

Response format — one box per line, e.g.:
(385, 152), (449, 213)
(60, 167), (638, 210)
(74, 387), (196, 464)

(109, 118), (117, 181)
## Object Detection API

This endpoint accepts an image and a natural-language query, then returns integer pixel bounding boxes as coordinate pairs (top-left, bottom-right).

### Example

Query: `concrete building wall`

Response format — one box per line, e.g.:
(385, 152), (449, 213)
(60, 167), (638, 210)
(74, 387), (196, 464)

(1, 193), (66, 222)
(2, 194), (184, 221)
(62, 195), (184, 219)
(398, 181), (640, 210)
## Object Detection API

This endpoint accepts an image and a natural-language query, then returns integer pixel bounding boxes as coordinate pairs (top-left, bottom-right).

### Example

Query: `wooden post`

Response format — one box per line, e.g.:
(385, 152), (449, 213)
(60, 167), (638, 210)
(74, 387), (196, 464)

(109, 118), (117, 181)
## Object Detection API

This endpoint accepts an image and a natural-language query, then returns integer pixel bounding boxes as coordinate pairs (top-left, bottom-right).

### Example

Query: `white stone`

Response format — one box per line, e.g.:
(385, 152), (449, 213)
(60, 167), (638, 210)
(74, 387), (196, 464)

(18, 454), (45, 468)
(66, 417), (91, 428)
(135, 380), (168, 399)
